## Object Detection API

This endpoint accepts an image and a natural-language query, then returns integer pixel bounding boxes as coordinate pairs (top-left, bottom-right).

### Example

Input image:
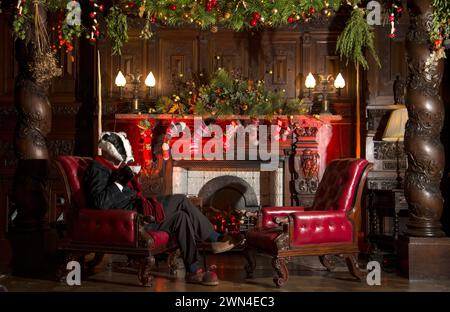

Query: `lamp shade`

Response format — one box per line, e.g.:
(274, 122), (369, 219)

(334, 73), (346, 89)
(305, 72), (316, 89)
(115, 71), (126, 87)
(145, 71), (156, 87)
(382, 106), (408, 142)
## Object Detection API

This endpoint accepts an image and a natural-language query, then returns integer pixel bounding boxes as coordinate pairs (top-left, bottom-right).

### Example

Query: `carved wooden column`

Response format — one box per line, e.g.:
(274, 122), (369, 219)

(398, 0), (450, 280)
(10, 4), (59, 276)
(404, 0), (445, 237)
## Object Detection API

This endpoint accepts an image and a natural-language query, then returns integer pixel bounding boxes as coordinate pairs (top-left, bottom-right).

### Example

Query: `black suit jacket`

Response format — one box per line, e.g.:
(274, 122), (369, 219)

(83, 160), (137, 210)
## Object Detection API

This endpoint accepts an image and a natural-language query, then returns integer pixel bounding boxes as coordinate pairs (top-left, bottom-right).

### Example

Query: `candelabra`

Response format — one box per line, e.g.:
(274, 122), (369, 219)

(115, 70), (156, 113)
(304, 72), (345, 115)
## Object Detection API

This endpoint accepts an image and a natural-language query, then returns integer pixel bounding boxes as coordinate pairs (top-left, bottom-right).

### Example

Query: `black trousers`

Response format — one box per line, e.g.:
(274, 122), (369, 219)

(147, 194), (214, 269)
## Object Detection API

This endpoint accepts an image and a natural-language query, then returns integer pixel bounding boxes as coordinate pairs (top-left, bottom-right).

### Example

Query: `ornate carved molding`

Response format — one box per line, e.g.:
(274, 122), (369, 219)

(51, 103), (81, 116)
(373, 141), (405, 160)
(47, 139), (74, 157)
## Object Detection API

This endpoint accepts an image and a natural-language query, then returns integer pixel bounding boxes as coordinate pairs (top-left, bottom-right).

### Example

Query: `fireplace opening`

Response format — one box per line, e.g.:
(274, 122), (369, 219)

(198, 175), (260, 233)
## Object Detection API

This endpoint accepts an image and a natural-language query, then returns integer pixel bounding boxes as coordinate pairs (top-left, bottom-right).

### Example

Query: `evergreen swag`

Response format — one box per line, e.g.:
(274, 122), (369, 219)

(336, 8), (379, 70)
(155, 68), (311, 116)
(9, 1), (450, 69)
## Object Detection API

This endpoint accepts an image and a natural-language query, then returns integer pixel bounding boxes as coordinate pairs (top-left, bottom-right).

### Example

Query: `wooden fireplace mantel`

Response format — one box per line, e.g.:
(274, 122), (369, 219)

(114, 113), (342, 124)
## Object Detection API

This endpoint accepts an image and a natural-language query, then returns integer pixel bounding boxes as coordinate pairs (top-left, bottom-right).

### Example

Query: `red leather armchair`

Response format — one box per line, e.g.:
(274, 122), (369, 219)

(54, 156), (178, 286)
(244, 158), (372, 287)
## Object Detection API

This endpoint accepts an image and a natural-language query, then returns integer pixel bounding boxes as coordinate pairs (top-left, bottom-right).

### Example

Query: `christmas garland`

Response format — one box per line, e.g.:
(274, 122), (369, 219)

(9, 1), (450, 68)
(155, 68), (312, 116)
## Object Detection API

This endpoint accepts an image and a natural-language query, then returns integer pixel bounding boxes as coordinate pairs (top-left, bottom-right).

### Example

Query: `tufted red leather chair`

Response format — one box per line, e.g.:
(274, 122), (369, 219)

(245, 158), (372, 287)
(54, 156), (178, 286)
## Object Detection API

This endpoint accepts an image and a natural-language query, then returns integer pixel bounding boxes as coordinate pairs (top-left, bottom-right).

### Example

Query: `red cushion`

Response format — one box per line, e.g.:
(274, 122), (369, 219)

(290, 211), (353, 246)
(311, 159), (368, 212)
(147, 230), (171, 250)
(57, 156), (92, 210)
(71, 209), (136, 247)
(246, 229), (282, 254)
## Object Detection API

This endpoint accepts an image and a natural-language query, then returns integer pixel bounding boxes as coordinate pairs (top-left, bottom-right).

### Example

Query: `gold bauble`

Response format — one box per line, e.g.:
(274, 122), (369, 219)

(241, 104), (248, 111)
(272, 8), (278, 14)
(211, 25), (218, 33)
(224, 12), (231, 19)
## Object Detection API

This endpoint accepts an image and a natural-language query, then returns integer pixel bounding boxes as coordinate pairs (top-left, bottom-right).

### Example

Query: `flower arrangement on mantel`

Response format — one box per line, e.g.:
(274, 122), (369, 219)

(8, 0), (450, 79)
(155, 68), (311, 116)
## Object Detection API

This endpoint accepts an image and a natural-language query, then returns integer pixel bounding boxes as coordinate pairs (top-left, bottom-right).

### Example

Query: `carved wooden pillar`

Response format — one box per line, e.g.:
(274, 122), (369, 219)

(404, 0), (445, 237)
(11, 4), (58, 275)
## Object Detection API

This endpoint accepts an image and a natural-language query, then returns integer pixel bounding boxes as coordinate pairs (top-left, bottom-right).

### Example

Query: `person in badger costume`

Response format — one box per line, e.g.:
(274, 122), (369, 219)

(83, 131), (243, 286)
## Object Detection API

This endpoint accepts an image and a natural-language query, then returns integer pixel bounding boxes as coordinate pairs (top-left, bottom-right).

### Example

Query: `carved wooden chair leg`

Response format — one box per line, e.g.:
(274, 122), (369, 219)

(319, 255), (336, 272)
(167, 249), (181, 276)
(243, 246), (257, 278)
(138, 255), (155, 287)
(272, 257), (289, 288)
(344, 253), (365, 281)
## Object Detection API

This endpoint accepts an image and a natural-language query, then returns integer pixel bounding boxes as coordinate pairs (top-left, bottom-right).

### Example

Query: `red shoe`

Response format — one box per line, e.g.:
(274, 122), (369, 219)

(185, 266), (219, 286)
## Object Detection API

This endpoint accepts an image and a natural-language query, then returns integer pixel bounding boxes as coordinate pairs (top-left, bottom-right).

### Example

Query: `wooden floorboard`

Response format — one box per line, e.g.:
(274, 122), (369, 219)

(1, 254), (450, 292)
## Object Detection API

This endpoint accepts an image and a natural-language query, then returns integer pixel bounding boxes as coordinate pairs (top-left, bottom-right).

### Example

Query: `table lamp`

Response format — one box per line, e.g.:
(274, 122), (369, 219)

(382, 105), (408, 189)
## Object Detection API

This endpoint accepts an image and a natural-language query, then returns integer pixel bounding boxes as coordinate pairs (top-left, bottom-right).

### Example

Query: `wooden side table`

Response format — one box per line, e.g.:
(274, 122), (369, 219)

(367, 188), (408, 245)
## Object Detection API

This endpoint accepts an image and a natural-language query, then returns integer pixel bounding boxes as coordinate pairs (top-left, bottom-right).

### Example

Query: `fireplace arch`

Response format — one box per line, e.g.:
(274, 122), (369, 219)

(198, 175), (259, 213)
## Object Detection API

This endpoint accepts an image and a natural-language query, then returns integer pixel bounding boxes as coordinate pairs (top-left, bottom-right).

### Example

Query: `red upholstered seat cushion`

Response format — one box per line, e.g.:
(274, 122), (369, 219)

(147, 230), (172, 250)
(290, 211), (353, 246)
(246, 228), (282, 254)
(71, 209), (137, 247)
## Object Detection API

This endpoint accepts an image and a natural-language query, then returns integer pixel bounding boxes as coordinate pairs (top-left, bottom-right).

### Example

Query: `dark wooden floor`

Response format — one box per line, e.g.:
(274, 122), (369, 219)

(1, 253), (450, 292)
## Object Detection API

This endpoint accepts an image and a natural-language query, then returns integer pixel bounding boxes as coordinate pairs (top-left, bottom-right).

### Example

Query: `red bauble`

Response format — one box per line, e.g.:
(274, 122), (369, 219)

(211, 0), (217, 5)
(150, 15), (156, 24)
(169, 4), (177, 11)
(128, 2), (135, 8)
(389, 15), (395, 22)
(89, 37), (97, 43)
(388, 33), (396, 38)
(309, 7), (315, 14)
(435, 39), (443, 48)
(89, 12), (96, 18)
(206, 5), (213, 12)
(252, 12), (261, 21)
(249, 19), (257, 27)
(98, 4), (105, 12)
(397, 7), (403, 13)
(95, 30), (100, 37)
(287, 16), (294, 24)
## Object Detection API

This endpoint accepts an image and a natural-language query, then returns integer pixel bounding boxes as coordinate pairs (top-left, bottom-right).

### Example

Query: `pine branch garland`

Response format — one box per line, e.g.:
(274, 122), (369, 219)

(336, 8), (380, 70)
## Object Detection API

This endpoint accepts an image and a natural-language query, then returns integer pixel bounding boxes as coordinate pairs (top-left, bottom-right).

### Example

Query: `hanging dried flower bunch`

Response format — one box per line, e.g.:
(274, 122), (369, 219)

(30, 50), (62, 85)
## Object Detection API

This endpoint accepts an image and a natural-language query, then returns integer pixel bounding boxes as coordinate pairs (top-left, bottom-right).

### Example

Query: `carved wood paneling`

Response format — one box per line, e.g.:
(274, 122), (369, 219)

(258, 32), (301, 98)
(157, 30), (198, 96)
(208, 31), (249, 76)
(366, 21), (408, 106)
(0, 12), (15, 100)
